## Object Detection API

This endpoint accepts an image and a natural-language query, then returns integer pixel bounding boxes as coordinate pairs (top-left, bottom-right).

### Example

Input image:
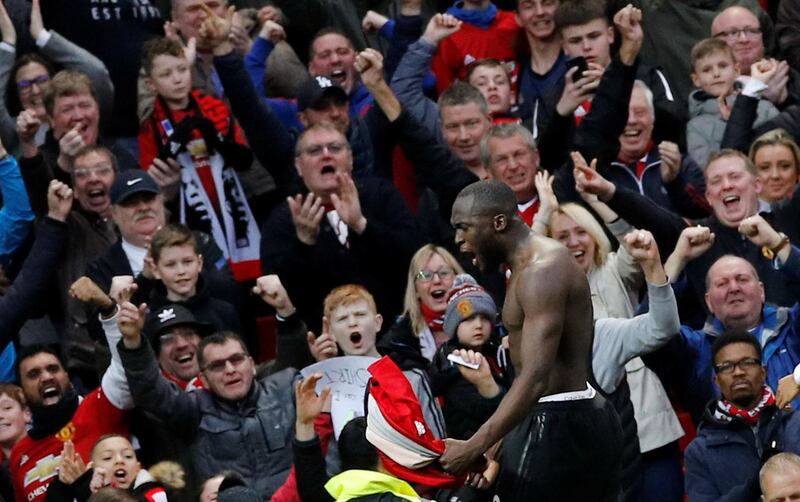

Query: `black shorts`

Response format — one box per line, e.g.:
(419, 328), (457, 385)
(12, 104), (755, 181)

(493, 394), (623, 502)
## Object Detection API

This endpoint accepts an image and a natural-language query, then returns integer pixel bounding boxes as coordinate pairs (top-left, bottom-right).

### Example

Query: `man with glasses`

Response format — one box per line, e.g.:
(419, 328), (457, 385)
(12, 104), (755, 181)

(27, 145), (120, 389)
(685, 331), (800, 502)
(711, 6), (798, 107)
(260, 122), (420, 333)
(116, 300), (297, 500)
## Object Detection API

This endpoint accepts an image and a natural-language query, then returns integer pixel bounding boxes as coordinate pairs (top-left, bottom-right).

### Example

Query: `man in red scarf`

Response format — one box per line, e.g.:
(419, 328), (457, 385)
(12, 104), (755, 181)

(685, 331), (800, 502)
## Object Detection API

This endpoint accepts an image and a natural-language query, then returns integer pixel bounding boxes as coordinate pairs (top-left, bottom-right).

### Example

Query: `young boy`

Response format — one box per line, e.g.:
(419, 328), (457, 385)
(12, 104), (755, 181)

(431, 274), (510, 440)
(465, 58), (518, 120)
(0, 384), (29, 487)
(145, 224), (241, 334)
(138, 37), (261, 283)
(321, 285), (382, 358)
(687, 37), (778, 168)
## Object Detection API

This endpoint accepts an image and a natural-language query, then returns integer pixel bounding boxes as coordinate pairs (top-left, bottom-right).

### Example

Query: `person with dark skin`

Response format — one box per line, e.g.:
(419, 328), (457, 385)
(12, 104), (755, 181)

(441, 179), (623, 501)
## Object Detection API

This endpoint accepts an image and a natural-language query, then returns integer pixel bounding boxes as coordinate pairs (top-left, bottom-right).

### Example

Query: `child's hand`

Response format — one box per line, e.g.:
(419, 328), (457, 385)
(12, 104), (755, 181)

(451, 349), (500, 398)
(89, 466), (112, 492)
(718, 93), (733, 121)
(57, 441), (87, 486)
(307, 331), (338, 362)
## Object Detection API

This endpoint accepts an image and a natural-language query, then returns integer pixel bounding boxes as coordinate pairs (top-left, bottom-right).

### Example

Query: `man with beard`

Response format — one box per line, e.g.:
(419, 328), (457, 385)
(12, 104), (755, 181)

(9, 327), (131, 501)
(441, 180), (622, 501)
(685, 332), (800, 502)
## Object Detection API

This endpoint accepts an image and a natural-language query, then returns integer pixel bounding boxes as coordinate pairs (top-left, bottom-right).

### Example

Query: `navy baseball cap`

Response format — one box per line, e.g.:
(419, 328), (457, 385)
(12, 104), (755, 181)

(297, 75), (348, 111)
(110, 169), (160, 205)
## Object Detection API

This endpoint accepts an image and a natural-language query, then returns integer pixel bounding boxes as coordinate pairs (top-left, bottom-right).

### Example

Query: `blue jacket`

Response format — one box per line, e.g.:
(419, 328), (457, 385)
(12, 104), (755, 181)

(0, 154), (34, 264)
(685, 402), (800, 502)
(679, 303), (800, 414)
(243, 36), (372, 125)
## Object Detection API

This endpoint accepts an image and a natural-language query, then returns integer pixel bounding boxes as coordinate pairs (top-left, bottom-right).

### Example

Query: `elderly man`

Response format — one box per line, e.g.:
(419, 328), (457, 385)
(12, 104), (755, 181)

(760, 453), (800, 502)
(117, 303), (296, 500)
(259, 122), (419, 332)
(685, 332), (800, 502)
(85, 168), (230, 294)
(711, 6), (798, 107)
(480, 123), (543, 226)
(578, 149), (800, 327)
(577, 78), (708, 219)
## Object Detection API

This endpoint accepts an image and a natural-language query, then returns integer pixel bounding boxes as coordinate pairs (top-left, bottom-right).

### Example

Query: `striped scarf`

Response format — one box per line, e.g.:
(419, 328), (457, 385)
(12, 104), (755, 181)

(713, 386), (775, 425)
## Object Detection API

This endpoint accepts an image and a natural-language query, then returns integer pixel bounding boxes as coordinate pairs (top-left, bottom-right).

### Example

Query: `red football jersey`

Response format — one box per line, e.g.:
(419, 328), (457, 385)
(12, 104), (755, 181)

(430, 10), (521, 95)
(10, 388), (128, 502)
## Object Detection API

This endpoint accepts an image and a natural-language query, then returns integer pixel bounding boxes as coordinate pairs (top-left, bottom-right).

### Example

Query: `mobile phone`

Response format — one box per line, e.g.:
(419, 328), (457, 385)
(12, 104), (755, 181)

(566, 56), (589, 82)
(447, 353), (481, 370)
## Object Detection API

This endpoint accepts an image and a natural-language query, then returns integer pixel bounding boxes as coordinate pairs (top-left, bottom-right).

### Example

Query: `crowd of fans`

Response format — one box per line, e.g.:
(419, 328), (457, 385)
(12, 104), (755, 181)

(0, 0), (799, 500)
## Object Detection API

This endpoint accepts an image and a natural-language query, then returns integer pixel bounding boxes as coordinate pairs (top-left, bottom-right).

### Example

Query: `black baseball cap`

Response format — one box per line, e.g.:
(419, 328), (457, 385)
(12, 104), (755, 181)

(110, 169), (160, 205)
(297, 75), (349, 112)
(144, 304), (214, 349)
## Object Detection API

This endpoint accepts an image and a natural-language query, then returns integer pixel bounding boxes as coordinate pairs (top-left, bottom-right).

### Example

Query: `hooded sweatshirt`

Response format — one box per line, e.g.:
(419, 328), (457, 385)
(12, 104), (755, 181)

(686, 87), (778, 168)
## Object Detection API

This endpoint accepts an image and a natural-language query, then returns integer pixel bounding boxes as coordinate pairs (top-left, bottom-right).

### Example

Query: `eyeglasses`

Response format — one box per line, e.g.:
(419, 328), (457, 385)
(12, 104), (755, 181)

(159, 330), (198, 346)
(296, 141), (349, 158)
(73, 165), (114, 180)
(17, 74), (50, 93)
(202, 352), (248, 374)
(713, 27), (761, 41)
(415, 267), (455, 282)
(714, 357), (761, 374)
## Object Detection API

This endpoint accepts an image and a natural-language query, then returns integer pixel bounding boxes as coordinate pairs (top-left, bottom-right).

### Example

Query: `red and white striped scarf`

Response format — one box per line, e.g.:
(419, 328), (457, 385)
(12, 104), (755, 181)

(713, 386), (776, 425)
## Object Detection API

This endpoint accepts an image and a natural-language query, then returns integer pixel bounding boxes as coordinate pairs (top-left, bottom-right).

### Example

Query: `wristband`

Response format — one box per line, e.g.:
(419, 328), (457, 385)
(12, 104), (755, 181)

(99, 301), (119, 320)
(275, 310), (297, 322)
(793, 362), (800, 386)
(771, 233), (790, 255)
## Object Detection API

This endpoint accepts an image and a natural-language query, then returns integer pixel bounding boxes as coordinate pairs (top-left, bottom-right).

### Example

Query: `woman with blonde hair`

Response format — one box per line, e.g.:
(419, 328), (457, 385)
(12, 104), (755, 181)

(549, 202), (641, 318)
(749, 128), (800, 204)
(379, 244), (464, 362)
